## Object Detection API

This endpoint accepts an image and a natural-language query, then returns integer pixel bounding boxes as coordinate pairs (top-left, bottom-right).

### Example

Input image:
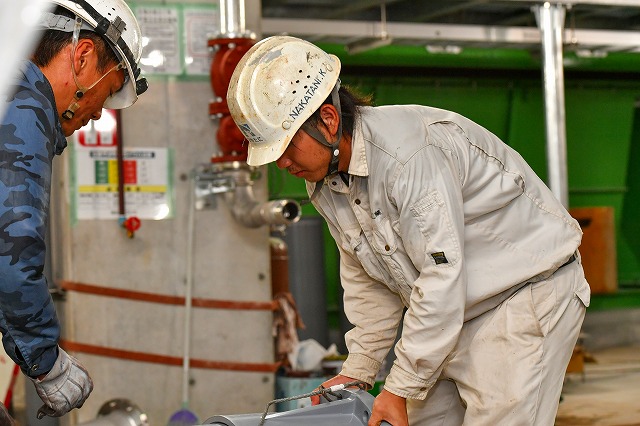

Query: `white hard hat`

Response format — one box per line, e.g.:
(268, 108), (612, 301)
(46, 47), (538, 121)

(227, 36), (341, 166)
(47, 0), (148, 108)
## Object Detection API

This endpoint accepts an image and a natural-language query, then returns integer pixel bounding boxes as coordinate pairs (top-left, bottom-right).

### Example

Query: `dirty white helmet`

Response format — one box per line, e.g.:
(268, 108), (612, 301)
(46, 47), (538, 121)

(227, 36), (341, 166)
(44, 0), (147, 108)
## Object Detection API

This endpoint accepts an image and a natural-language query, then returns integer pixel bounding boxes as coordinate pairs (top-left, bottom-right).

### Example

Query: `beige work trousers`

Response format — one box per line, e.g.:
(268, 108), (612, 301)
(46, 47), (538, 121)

(407, 257), (590, 426)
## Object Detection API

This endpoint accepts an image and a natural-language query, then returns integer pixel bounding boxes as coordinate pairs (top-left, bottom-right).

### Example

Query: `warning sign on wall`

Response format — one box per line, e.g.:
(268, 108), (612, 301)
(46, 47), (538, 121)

(72, 113), (173, 222)
(74, 145), (173, 220)
(71, 109), (173, 221)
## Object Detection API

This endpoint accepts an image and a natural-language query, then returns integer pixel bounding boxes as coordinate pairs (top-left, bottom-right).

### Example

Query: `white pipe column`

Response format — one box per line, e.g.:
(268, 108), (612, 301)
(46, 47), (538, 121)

(219, 0), (249, 38)
(534, 3), (569, 207)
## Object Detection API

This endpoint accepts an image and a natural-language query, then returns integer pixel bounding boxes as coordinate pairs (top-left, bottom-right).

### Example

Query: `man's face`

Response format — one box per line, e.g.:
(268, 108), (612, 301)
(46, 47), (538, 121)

(275, 127), (331, 182)
(61, 62), (125, 137)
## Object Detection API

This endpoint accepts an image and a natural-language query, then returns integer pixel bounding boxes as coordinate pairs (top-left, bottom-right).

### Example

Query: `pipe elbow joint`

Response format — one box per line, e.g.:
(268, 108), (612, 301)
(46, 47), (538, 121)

(253, 199), (301, 228)
(230, 198), (301, 228)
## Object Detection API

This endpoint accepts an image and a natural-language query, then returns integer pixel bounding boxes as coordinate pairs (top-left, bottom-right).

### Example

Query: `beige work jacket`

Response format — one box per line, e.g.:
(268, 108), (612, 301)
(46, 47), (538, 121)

(307, 105), (584, 400)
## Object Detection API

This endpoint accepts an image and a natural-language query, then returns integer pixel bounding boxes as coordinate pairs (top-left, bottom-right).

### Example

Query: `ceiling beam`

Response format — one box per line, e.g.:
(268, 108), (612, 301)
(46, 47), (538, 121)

(262, 17), (640, 49)
(497, 0), (640, 7)
(322, 0), (405, 19)
(387, 0), (490, 23)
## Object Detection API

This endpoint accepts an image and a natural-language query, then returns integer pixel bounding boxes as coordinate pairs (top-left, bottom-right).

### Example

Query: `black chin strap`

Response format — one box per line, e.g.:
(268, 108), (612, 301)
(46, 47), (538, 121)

(301, 81), (343, 204)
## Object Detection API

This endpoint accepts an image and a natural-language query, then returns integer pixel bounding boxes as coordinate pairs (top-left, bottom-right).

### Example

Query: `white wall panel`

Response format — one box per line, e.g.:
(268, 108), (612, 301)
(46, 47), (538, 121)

(49, 1), (272, 424)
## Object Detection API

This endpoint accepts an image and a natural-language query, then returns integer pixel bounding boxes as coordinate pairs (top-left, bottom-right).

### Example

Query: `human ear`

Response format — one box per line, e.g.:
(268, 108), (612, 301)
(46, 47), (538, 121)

(319, 104), (339, 136)
(72, 39), (96, 72)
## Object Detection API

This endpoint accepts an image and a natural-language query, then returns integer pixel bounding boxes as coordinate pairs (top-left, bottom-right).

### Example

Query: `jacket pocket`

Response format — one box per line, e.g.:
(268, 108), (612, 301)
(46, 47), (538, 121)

(409, 191), (460, 266)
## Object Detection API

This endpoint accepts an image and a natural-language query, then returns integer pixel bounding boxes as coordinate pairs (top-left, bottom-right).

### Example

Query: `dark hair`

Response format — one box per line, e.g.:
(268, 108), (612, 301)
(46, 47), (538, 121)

(307, 84), (373, 138)
(31, 6), (119, 72)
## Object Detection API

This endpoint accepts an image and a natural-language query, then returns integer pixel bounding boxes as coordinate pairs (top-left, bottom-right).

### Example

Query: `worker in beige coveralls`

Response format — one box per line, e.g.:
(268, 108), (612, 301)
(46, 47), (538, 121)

(228, 36), (590, 426)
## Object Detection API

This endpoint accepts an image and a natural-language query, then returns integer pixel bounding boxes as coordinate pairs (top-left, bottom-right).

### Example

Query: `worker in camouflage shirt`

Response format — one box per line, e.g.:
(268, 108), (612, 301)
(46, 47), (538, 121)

(0, 0), (146, 419)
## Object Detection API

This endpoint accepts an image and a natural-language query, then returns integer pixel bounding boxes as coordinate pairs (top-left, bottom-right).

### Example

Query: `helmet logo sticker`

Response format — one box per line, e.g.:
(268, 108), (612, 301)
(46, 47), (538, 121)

(238, 123), (264, 144)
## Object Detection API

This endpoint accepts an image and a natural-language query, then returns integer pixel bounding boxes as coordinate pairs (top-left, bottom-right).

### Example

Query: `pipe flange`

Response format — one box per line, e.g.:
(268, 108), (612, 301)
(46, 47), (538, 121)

(97, 399), (149, 426)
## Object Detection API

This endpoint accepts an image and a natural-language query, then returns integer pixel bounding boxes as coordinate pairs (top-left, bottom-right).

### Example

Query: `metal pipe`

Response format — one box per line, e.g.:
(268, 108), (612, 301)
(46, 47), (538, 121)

(78, 399), (148, 426)
(270, 237), (289, 297)
(535, 2), (569, 207)
(193, 162), (301, 228)
(230, 198), (301, 228)
(182, 176), (197, 411)
(223, 166), (301, 228)
(219, 0), (248, 39)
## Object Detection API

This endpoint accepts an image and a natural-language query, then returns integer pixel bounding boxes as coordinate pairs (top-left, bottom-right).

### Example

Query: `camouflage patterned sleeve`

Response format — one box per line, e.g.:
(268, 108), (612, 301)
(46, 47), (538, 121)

(0, 65), (64, 378)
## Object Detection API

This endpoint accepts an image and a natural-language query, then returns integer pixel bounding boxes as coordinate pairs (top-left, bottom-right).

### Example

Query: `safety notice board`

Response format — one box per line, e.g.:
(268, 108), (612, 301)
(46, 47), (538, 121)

(72, 120), (173, 221)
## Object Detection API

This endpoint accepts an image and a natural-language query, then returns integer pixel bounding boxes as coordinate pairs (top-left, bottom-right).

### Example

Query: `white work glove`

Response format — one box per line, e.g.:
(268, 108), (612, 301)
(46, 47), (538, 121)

(30, 347), (93, 419)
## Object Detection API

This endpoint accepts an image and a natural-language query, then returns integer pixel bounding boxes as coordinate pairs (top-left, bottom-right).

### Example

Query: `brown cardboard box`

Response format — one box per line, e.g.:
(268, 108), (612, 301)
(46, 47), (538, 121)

(566, 345), (585, 375)
(569, 207), (617, 294)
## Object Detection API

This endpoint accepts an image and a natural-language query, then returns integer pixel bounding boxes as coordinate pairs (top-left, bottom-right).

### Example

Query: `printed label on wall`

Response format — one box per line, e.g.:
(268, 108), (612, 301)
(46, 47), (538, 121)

(184, 7), (219, 75)
(130, 3), (220, 77)
(74, 144), (173, 221)
(136, 5), (182, 75)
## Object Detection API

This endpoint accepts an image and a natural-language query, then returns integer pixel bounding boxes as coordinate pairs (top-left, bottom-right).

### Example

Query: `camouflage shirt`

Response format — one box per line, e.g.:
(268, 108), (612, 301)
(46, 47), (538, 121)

(0, 60), (66, 378)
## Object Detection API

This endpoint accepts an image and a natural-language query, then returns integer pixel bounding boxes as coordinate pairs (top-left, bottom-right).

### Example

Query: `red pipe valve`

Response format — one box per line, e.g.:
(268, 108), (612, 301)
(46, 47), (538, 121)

(122, 216), (141, 239)
(208, 37), (256, 162)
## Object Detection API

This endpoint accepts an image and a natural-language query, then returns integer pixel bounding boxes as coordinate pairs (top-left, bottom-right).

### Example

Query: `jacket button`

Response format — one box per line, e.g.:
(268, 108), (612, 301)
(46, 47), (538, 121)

(385, 245), (390, 251)
(31, 364), (39, 371)
(355, 199), (361, 205)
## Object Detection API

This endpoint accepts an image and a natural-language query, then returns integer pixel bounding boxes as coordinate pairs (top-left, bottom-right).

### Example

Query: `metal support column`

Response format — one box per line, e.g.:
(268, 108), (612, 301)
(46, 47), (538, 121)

(534, 2), (569, 207)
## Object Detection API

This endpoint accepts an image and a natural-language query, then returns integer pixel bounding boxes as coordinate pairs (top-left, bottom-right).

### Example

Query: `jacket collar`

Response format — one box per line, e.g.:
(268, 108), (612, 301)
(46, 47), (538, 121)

(347, 111), (369, 177)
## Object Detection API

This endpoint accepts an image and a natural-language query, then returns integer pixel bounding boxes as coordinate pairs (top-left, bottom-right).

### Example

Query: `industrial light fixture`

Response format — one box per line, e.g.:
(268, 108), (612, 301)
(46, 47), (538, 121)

(574, 48), (608, 58)
(426, 44), (463, 55)
(345, 3), (393, 55)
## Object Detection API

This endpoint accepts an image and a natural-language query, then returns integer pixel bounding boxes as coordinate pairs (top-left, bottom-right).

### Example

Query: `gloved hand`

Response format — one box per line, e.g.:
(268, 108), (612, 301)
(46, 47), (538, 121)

(30, 347), (93, 418)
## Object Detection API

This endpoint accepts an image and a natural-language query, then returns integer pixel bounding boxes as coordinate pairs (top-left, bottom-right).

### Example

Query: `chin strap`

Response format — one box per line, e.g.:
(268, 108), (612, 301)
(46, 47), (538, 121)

(301, 81), (343, 204)
(62, 102), (80, 120)
(62, 17), (124, 120)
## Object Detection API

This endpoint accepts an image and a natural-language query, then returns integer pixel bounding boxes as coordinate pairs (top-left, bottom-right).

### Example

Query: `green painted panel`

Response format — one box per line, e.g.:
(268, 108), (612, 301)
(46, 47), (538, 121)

(589, 290), (640, 311)
(506, 85), (547, 178)
(319, 44), (541, 70)
(318, 43), (640, 73)
(566, 88), (635, 187)
(619, 106), (640, 286)
(370, 78), (511, 141)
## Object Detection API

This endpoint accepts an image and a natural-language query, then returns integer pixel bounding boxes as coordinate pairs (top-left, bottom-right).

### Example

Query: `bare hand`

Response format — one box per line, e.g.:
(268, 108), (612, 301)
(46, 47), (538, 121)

(310, 374), (359, 405)
(368, 389), (408, 426)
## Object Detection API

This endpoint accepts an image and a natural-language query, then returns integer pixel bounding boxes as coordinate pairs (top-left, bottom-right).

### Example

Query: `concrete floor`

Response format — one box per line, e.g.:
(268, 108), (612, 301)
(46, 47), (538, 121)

(556, 345), (640, 426)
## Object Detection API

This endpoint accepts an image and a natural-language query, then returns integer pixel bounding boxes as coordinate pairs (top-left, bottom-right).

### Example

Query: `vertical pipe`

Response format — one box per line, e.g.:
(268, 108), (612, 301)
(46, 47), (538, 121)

(219, 0), (247, 38)
(182, 177), (196, 409)
(270, 237), (290, 297)
(115, 109), (126, 218)
(283, 217), (329, 347)
(535, 3), (569, 207)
